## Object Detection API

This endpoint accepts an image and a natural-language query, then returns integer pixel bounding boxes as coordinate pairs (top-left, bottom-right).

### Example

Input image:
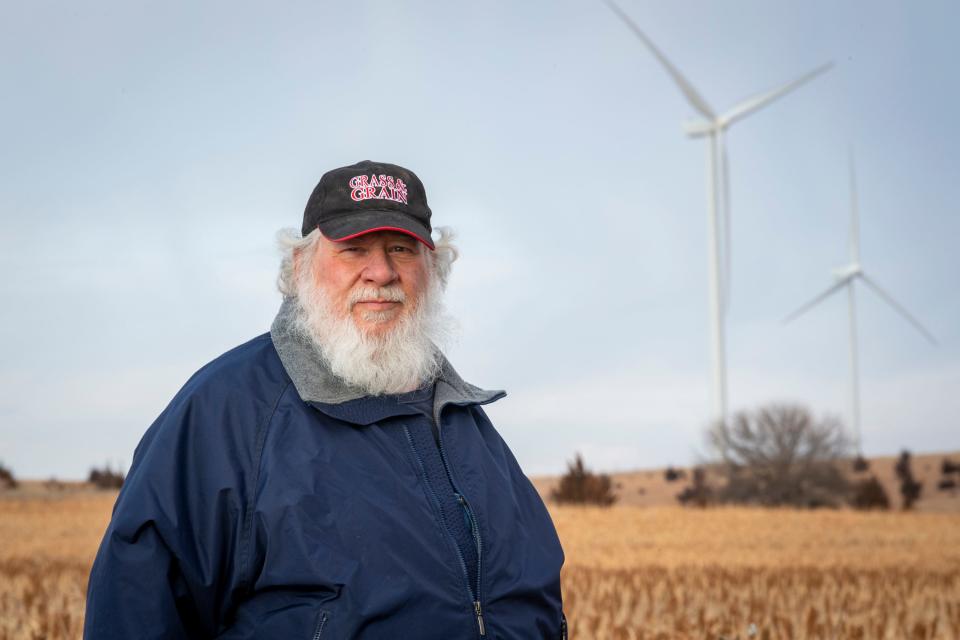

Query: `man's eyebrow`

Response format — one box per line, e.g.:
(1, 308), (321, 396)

(339, 237), (373, 247)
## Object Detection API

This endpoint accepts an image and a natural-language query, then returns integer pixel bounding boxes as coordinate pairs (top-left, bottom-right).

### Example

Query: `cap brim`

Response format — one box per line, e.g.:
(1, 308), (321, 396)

(318, 210), (435, 249)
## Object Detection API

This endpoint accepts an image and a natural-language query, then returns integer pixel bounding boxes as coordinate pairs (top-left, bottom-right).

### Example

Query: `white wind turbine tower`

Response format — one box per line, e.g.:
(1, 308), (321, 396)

(783, 156), (937, 454)
(605, 1), (832, 423)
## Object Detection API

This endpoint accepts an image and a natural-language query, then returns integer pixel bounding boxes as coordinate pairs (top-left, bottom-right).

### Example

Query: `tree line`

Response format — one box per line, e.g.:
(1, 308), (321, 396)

(553, 403), (958, 511)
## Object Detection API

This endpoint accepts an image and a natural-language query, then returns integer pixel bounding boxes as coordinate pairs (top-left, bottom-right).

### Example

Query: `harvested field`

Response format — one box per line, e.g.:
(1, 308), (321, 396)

(0, 489), (113, 640)
(552, 506), (960, 639)
(2, 487), (959, 639)
(561, 565), (959, 639)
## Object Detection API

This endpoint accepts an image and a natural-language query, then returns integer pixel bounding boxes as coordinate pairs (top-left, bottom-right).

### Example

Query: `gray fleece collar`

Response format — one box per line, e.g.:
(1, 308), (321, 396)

(270, 297), (505, 421)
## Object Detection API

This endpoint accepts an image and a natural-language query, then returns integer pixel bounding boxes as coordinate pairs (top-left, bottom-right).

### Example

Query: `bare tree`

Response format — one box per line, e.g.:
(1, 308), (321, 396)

(707, 404), (853, 508)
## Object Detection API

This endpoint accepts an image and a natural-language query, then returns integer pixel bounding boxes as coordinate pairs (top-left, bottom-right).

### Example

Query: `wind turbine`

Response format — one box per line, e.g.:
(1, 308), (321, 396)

(604, 0), (832, 424)
(783, 156), (937, 454)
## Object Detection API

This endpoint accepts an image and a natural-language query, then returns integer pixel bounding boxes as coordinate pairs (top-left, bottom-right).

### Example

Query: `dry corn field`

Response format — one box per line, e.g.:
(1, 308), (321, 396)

(2, 490), (959, 639)
(551, 506), (960, 639)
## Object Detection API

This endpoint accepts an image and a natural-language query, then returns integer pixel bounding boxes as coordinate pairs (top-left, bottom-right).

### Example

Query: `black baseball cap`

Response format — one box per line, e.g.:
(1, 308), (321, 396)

(302, 160), (434, 249)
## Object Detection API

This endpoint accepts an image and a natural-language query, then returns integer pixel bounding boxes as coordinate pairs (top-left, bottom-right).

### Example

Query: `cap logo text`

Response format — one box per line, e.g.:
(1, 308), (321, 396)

(349, 174), (408, 205)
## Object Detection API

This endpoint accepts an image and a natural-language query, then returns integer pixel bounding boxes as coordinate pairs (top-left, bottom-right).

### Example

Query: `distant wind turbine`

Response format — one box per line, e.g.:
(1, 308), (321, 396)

(604, 0), (833, 423)
(783, 155), (937, 454)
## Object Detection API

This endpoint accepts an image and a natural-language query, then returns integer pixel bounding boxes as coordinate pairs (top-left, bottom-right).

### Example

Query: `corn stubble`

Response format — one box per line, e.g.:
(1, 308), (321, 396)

(2, 494), (958, 639)
(0, 492), (113, 640)
(553, 506), (960, 639)
(563, 566), (958, 639)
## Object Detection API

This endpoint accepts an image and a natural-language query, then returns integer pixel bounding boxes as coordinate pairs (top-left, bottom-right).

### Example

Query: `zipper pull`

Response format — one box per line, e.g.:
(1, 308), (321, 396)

(474, 600), (486, 637)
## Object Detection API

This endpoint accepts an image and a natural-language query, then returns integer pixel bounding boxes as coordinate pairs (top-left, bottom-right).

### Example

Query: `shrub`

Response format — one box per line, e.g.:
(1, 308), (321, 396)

(664, 466), (686, 482)
(938, 458), (959, 494)
(894, 450), (922, 510)
(88, 464), (125, 489)
(0, 461), (16, 490)
(676, 467), (712, 508)
(851, 476), (890, 510)
(551, 453), (616, 506)
(852, 455), (870, 472)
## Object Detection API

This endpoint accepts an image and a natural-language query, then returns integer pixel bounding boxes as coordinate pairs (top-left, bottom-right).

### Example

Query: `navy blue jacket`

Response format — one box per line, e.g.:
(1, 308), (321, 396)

(85, 300), (565, 639)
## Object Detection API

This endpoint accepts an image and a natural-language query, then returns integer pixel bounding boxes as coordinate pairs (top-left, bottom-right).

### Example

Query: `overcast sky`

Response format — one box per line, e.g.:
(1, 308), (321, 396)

(2, 0), (957, 479)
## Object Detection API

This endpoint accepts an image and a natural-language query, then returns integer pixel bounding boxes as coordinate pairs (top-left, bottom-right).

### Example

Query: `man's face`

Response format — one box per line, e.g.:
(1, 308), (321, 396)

(306, 231), (431, 337)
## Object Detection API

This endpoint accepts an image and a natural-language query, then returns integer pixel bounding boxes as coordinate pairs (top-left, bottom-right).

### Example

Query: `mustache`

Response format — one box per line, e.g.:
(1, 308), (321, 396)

(347, 286), (406, 308)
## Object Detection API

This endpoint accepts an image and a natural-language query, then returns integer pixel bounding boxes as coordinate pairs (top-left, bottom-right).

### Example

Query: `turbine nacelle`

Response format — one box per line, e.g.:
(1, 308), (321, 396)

(683, 119), (721, 138)
(832, 264), (862, 281)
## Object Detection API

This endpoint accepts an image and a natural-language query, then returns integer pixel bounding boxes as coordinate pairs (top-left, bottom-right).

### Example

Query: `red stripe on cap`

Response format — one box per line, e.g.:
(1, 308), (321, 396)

(325, 226), (435, 249)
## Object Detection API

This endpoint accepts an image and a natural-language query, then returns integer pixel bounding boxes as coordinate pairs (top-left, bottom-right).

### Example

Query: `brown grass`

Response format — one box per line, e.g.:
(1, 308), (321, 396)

(0, 489), (114, 640)
(561, 565), (959, 639)
(551, 505), (960, 639)
(2, 481), (959, 639)
(549, 505), (960, 570)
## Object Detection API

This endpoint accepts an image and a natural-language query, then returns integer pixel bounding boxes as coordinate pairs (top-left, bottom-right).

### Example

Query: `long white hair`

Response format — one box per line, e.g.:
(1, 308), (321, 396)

(275, 227), (459, 394)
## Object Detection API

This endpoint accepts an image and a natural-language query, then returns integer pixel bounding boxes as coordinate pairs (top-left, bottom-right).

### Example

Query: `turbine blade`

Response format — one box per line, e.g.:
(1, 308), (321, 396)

(859, 274), (938, 345)
(603, 0), (716, 119)
(719, 62), (833, 128)
(783, 280), (848, 324)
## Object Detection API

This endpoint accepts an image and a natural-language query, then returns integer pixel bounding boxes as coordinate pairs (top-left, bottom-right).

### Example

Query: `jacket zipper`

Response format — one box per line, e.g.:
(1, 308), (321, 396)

(474, 600), (486, 636)
(402, 425), (486, 637)
(458, 492), (485, 637)
(311, 611), (328, 640)
(437, 418), (485, 638)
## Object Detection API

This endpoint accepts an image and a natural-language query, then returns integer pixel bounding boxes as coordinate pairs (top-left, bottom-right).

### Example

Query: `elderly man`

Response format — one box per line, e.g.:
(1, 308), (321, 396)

(84, 160), (566, 639)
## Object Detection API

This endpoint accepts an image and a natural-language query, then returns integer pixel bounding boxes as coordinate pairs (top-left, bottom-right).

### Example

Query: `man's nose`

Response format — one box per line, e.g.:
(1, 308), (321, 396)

(361, 248), (399, 286)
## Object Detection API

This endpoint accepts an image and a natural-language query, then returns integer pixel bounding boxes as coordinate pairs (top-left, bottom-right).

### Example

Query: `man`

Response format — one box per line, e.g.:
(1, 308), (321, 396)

(84, 160), (566, 639)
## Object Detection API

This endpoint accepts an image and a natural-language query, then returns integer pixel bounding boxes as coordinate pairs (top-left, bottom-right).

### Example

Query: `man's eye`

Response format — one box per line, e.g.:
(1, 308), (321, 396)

(389, 245), (414, 253)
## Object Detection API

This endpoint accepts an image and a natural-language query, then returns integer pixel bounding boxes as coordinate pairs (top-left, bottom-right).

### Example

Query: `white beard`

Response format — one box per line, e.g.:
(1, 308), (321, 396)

(291, 271), (453, 395)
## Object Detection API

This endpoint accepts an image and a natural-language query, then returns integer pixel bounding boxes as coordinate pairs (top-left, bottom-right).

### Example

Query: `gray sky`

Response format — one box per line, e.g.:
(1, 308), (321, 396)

(2, 1), (957, 479)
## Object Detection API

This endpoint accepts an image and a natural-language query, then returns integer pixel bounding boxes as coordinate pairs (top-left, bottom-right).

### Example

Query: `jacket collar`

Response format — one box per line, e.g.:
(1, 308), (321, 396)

(270, 297), (505, 425)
